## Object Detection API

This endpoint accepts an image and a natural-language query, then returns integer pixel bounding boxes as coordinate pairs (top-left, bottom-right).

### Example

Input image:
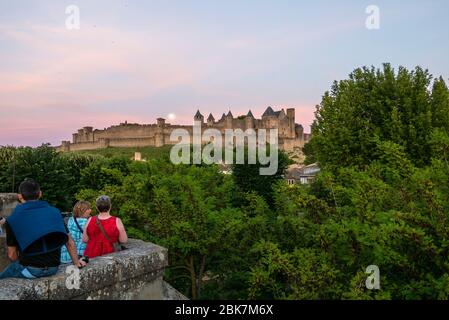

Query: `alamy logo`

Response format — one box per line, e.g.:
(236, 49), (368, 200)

(170, 121), (279, 176)
(65, 265), (80, 290)
(65, 5), (80, 30)
(365, 5), (380, 30)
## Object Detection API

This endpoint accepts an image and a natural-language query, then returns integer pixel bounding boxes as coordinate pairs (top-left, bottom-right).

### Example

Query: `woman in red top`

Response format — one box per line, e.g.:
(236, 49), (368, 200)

(83, 195), (128, 259)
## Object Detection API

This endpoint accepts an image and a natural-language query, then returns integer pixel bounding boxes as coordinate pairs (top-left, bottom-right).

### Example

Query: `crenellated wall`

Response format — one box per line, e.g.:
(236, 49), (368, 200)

(0, 195), (186, 300)
(57, 107), (310, 152)
(281, 137), (306, 151)
(108, 137), (156, 148)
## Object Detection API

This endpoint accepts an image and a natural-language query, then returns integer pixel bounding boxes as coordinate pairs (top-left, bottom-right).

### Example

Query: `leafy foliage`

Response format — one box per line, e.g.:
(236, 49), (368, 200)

(232, 147), (291, 205)
(305, 64), (449, 170)
(0, 144), (99, 210)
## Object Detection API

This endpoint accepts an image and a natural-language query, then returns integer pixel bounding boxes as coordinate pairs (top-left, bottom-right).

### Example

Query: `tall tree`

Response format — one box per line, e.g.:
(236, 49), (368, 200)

(305, 64), (449, 169)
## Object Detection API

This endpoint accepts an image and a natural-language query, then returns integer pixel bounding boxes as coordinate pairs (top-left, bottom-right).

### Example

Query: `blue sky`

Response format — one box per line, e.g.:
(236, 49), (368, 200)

(1, 0), (449, 146)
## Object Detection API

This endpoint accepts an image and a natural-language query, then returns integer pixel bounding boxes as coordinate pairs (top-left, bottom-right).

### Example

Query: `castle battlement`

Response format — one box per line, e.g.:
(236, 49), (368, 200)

(58, 107), (310, 152)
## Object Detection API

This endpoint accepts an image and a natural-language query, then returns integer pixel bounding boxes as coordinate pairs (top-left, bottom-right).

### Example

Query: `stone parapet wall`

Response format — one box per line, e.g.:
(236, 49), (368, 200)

(62, 140), (105, 152)
(0, 194), (19, 271)
(108, 137), (156, 148)
(281, 137), (305, 152)
(0, 193), (19, 219)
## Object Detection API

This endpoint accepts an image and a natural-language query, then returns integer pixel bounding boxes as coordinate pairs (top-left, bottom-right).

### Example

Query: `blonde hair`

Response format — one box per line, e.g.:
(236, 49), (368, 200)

(73, 201), (91, 218)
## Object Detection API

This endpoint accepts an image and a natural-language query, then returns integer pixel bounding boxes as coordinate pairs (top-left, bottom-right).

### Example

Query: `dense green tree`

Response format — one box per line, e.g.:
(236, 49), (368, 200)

(0, 145), (100, 210)
(76, 160), (244, 299)
(0, 146), (17, 192)
(305, 64), (449, 169)
(232, 148), (291, 206)
(78, 157), (128, 191)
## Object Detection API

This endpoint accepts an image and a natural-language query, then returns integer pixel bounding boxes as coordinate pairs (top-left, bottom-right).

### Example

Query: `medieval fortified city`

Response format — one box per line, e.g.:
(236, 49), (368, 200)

(58, 107), (311, 153)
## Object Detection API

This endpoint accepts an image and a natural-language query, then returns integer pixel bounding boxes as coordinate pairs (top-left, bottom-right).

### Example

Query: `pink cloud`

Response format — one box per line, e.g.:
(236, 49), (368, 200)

(0, 23), (202, 109)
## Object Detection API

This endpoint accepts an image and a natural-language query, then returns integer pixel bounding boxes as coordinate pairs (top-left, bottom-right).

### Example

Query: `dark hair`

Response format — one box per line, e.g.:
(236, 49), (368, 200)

(18, 179), (41, 201)
(96, 195), (111, 213)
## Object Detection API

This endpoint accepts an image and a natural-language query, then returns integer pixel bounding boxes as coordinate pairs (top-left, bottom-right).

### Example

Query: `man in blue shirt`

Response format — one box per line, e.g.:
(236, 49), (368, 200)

(0, 179), (87, 279)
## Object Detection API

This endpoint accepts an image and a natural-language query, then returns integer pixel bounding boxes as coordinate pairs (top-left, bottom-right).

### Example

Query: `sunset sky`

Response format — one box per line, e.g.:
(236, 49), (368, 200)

(1, 0), (449, 146)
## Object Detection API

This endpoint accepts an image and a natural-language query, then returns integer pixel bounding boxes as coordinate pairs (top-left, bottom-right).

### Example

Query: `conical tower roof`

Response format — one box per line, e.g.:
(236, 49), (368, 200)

(194, 110), (203, 118)
(262, 106), (275, 117)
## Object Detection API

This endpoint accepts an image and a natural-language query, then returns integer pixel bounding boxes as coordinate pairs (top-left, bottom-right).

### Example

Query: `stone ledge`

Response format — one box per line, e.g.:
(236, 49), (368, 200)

(0, 193), (19, 219)
(0, 193), (19, 203)
(162, 281), (188, 300)
(0, 193), (19, 270)
(0, 239), (186, 300)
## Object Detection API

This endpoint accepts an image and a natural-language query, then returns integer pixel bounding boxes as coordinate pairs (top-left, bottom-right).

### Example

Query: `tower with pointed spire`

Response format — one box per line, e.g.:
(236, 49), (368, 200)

(207, 113), (215, 127)
(225, 111), (233, 129)
(194, 110), (204, 124)
(246, 110), (255, 129)
(262, 106), (275, 117)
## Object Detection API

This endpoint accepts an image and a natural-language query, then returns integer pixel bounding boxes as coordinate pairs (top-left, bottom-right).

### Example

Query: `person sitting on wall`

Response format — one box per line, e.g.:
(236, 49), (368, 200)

(60, 201), (92, 264)
(0, 179), (87, 280)
(83, 195), (128, 259)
